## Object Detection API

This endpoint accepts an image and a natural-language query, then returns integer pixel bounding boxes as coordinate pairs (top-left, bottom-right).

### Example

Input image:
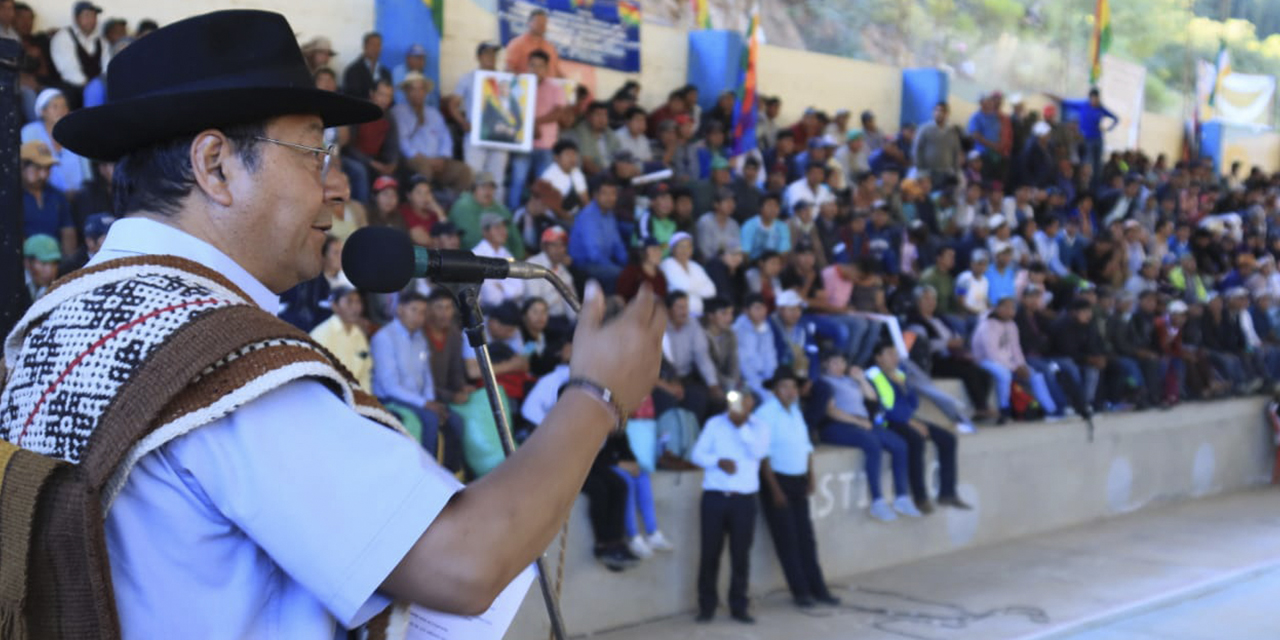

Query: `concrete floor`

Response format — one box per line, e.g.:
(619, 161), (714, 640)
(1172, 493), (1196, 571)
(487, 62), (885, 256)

(586, 488), (1280, 640)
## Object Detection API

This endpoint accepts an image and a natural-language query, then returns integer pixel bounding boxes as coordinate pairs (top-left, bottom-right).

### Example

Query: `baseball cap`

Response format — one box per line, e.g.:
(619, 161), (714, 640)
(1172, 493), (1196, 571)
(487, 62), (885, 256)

(540, 226), (568, 245)
(668, 231), (694, 250)
(612, 149), (636, 165)
(491, 301), (522, 326)
(1168, 300), (1189, 314)
(474, 171), (497, 187)
(20, 141), (58, 167)
(23, 234), (61, 262)
(372, 175), (399, 192)
(1032, 121), (1051, 137)
(709, 155), (731, 171)
(987, 216), (1007, 230)
(83, 213), (116, 239)
(476, 41), (501, 56)
(74, 2), (103, 16)
(776, 290), (805, 308)
(406, 43), (427, 57)
(479, 212), (505, 230)
(429, 221), (459, 237)
(846, 130), (864, 142)
(34, 88), (62, 115)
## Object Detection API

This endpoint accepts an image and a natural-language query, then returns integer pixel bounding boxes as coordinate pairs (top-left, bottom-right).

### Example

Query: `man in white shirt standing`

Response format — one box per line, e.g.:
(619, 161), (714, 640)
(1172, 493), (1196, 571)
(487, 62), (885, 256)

(474, 212), (525, 309)
(50, 1), (110, 108)
(692, 389), (769, 624)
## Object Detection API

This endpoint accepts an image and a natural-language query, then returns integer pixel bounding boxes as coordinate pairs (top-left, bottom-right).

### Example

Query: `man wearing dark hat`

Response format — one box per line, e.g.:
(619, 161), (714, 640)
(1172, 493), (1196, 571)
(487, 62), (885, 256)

(49, 1), (110, 106)
(0, 11), (667, 637)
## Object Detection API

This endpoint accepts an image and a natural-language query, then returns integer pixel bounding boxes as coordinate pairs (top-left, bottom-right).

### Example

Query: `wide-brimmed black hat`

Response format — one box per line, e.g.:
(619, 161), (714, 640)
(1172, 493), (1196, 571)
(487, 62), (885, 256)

(54, 10), (382, 161)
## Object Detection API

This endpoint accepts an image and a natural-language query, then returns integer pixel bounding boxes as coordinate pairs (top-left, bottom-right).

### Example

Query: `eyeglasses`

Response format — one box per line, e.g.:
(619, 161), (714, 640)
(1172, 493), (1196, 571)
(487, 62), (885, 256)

(254, 136), (338, 181)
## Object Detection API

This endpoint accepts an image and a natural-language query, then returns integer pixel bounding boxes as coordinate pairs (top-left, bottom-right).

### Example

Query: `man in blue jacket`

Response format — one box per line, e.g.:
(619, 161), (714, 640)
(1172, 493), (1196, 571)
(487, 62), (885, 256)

(867, 342), (971, 514)
(569, 177), (629, 293)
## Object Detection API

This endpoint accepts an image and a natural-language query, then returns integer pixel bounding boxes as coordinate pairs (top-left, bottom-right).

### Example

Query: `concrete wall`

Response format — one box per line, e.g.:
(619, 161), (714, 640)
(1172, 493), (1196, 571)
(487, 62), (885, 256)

(507, 397), (1272, 639)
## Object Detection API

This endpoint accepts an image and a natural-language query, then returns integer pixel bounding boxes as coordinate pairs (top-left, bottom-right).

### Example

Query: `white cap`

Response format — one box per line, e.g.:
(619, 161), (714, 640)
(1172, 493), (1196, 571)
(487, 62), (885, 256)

(1168, 300), (1189, 314)
(35, 88), (63, 115)
(1032, 121), (1052, 137)
(776, 290), (806, 308)
(988, 216), (1008, 230)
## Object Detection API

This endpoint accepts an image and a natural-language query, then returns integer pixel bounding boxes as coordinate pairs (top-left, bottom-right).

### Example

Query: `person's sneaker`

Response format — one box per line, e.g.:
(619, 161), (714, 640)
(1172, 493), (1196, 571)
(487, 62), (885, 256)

(730, 610), (756, 624)
(913, 496), (934, 515)
(595, 548), (628, 572)
(794, 595), (816, 608)
(646, 530), (674, 552)
(937, 495), (974, 510)
(868, 498), (897, 522)
(616, 545), (642, 566)
(815, 594), (842, 606)
(893, 495), (923, 517)
(695, 609), (714, 623)
(627, 535), (653, 559)
(956, 421), (976, 434)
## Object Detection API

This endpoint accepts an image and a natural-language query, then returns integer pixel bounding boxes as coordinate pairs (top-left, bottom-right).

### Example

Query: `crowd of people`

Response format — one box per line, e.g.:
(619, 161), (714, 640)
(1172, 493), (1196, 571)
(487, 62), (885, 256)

(16, 3), (1280, 625)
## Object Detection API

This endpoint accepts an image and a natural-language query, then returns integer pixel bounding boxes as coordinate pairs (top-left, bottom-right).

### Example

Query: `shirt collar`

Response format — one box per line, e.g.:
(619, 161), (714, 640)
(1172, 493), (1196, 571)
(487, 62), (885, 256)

(88, 217), (282, 315)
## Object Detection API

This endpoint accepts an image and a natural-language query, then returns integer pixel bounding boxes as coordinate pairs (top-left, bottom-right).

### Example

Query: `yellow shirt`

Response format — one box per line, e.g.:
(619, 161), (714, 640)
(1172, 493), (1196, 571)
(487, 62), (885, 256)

(309, 315), (373, 391)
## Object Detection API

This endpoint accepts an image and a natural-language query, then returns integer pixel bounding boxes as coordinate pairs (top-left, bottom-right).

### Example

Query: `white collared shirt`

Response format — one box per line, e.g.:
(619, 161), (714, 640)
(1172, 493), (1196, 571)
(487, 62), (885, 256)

(87, 217), (462, 639)
(754, 395), (813, 476)
(473, 239), (525, 308)
(691, 412), (770, 493)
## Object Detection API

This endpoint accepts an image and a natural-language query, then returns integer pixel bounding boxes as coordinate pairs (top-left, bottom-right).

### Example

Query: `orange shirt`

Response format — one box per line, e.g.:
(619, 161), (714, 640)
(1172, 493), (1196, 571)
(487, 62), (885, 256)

(505, 33), (564, 77)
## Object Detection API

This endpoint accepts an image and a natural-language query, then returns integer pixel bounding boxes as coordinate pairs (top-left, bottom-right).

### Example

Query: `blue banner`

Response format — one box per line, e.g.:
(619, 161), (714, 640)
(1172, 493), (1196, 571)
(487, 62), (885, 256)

(498, 0), (641, 73)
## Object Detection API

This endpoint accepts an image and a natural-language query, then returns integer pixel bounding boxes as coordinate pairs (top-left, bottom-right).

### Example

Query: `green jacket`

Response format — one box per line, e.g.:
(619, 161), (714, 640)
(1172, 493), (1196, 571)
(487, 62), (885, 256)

(448, 193), (525, 259)
(920, 267), (957, 316)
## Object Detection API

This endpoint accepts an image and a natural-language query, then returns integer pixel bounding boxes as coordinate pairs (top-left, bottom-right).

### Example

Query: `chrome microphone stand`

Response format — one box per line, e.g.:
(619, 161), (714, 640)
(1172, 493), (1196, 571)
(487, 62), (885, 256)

(441, 268), (579, 640)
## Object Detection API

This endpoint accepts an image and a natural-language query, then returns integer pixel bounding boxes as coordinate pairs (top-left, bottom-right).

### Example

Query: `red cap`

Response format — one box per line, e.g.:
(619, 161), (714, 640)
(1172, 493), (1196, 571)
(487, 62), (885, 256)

(541, 226), (568, 245)
(373, 176), (399, 192)
(1043, 104), (1057, 120)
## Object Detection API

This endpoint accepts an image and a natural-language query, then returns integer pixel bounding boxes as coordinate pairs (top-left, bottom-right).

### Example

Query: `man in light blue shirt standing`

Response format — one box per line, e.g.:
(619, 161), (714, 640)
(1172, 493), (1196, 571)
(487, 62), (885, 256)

(756, 366), (840, 609)
(371, 292), (466, 472)
(691, 390), (769, 624)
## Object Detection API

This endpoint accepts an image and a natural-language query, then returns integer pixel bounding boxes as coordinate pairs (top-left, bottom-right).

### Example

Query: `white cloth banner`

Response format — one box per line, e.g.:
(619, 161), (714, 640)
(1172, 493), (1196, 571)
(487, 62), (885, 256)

(1197, 60), (1276, 128)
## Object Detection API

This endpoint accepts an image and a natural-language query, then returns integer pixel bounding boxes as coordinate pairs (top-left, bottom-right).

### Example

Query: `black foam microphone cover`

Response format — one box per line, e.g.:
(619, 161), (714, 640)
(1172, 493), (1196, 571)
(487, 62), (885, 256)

(341, 226), (417, 293)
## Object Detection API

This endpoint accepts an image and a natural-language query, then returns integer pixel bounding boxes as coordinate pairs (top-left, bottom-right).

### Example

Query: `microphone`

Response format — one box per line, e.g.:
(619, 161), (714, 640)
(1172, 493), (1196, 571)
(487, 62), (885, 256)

(342, 226), (547, 293)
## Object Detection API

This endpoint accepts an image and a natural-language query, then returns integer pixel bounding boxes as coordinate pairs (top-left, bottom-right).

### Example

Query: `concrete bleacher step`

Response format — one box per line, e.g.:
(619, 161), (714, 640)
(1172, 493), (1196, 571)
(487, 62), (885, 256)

(506, 397), (1273, 639)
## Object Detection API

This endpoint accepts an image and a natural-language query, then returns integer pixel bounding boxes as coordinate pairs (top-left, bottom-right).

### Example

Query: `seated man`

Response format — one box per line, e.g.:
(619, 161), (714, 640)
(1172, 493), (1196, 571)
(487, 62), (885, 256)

(21, 141), (75, 257)
(461, 301), (533, 401)
(1048, 298), (1105, 413)
(309, 286), (373, 391)
(733, 294), (778, 399)
(867, 343), (972, 514)
(809, 350), (918, 522)
(473, 212), (525, 309)
(972, 295), (1059, 421)
(532, 139), (589, 223)
(23, 234), (61, 305)
(449, 171), (524, 258)
(658, 291), (723, 425)
(568, 177), (628, 294)
(371, 292), (466, 471)
(391, 71), (472, 192)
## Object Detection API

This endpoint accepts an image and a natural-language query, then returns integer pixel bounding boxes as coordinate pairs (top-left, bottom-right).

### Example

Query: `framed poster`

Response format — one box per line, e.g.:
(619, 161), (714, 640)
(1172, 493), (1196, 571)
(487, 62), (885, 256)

(469, 71), (538, 152)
